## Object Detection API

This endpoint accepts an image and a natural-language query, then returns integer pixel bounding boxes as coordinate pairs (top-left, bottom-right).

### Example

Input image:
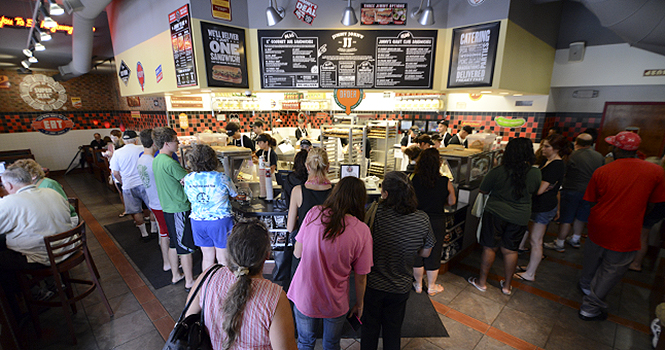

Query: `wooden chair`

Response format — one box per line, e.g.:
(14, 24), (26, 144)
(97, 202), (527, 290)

(80, 146), (95, 174)
(17, 221), (113, 344)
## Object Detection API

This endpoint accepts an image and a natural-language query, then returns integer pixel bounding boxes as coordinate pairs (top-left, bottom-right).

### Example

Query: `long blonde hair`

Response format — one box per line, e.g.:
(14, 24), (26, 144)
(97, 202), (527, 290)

(306, 147), (329, 181)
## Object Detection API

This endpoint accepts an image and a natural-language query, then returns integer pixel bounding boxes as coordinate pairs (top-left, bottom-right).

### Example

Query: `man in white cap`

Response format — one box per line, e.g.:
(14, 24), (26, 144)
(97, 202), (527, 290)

(109, 130), (152, 240)
(579, 131), (665, 321)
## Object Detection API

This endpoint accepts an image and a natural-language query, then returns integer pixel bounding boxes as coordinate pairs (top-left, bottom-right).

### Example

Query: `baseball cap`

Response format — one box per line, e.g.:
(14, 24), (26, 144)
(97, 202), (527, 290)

(410, 125), (420, 132)
(415, 134), (434, 145)
(255, 134), (270, 143)
(122, 130), (138, 140)
(251, 120), (264, 128)
(300, 139), (312, 147)
(605, 131), (641, 151)
(438, 120), (449, 127)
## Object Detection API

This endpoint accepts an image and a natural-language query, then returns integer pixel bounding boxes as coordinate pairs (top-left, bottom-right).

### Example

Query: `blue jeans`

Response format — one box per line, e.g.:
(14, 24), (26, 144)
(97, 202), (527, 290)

(293, 306), (346, 350)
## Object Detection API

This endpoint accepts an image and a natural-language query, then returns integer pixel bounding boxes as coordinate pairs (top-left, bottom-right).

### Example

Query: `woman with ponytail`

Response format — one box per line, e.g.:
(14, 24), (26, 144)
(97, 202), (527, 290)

(287, 177), (374, 350)
(361, 171), (435, 350)
(467, 137), (541, 295)
(185, 220), (297, 350)
(254, 133), (278, 175)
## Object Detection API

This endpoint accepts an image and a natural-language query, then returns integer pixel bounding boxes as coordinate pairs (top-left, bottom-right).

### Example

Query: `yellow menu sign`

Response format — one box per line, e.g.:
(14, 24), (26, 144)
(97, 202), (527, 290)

(211, 0), (231, 21)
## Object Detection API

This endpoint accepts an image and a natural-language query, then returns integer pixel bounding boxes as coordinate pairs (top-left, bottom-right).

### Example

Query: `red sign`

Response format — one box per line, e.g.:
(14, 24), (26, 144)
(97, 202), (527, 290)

(294, 0), (317, 25)
(137, 62), (145, 91)
(0, 75), (9, 89)
(31, 114), (74, 135)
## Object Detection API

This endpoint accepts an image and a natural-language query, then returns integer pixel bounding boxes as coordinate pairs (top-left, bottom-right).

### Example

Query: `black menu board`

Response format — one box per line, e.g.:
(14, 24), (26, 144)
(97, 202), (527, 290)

(447, 22), (500, 88)
(169, 4), (197, 87)
(258, 30), (437, 89)
(200, 22), (248, 88)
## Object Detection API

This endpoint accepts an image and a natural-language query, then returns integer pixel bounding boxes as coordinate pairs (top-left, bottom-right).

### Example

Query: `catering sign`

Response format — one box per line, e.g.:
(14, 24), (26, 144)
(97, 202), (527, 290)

(169, 5), (198, 88)
(200, 21), (248, 88)
(447, 22), (500, 88)
(360, 4), (407, 25)
(258, 29), (437, 89)
(31, 114), (74, 135)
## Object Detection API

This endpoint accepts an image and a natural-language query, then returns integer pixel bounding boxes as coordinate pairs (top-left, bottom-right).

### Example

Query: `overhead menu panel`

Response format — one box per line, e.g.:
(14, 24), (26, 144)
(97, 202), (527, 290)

(258, 29), (437, 89)
(447, 21), (501, 88)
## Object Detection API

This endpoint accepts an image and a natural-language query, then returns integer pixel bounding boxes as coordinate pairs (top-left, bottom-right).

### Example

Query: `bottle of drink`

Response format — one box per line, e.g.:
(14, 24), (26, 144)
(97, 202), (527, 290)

(258, 155), (266, 198)
(265, 166), (273, 201)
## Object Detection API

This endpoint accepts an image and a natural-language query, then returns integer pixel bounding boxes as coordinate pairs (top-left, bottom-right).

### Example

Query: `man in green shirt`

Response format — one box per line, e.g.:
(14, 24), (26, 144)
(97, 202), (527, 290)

(152, 127), (195, 291)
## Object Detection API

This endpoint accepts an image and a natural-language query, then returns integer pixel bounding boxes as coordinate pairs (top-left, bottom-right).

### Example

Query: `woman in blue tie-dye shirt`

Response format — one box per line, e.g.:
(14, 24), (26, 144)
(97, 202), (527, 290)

(184, 144), (238, 270)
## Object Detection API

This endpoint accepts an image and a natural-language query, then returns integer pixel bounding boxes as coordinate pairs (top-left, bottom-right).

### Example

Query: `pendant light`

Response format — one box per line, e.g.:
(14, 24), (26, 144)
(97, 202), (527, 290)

(266, 0), (285, 26)
(341, 0), (357, 26)
(411, 0), (424, 19)
(49, 1), (65, 16)
(418, 0), (435, 26)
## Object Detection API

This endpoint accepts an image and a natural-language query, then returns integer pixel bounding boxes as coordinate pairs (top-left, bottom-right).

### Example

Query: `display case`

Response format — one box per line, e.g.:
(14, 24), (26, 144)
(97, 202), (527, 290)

(439, 148), (495, 186)
(366, 120), (398, 178)
(320, 124), (367, 179)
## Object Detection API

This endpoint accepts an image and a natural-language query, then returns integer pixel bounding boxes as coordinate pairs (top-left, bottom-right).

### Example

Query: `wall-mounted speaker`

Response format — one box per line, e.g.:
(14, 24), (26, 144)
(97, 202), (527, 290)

(568, 41), (586, 62)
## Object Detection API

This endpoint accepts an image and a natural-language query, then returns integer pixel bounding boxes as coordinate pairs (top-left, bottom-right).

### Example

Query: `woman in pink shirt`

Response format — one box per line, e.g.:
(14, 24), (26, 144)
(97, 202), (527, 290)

(287, 177), (373, 350)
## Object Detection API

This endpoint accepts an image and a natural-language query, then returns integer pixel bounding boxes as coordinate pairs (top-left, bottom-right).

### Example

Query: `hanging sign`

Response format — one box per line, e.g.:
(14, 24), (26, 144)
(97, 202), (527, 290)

(19, 74), (67, 111)
(118, 60), (130, 86)
(169, 4), (198, 87)
(294, 0), (317, 25)
(361, 4), (407, 25)
(448, 21), (500, 88)
(200, 22), (248, 88)
(137, 62), (145, 91)
(334, 89), (363, 115)
(211, 0), (231, 21)
(31, 114), (74, 135)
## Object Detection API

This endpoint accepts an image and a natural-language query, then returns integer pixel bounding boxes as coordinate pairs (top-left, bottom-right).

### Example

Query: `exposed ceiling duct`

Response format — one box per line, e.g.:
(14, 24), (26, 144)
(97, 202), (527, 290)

(53, 0), (113, 81)
(576, 0), (665, 56)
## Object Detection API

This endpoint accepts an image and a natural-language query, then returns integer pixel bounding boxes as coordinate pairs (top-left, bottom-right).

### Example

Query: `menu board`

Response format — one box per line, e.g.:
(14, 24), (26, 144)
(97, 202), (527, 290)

(169, 5), (197, 87)
(447, 22), (500, 88)
(258, 30), (437, 89)
(200, 22), (248, 88)
(360, 3), (407, 25)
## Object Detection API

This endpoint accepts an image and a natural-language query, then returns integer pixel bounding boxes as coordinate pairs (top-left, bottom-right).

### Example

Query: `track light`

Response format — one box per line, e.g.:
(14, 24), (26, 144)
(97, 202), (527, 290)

(42, 16), (58, 28)
(34, 42), (46, 51)
(29, 57), (38, 63)
(23, 48), (34, 57)
(418, 0), (435, 26)
(411, 0), (424, 18)
(21, 60), (31, 69)
(266, 0), (284, 26)
(341, 0), (357, 26)
(49, 1), (65, 16)
(40, 30), (52, 41)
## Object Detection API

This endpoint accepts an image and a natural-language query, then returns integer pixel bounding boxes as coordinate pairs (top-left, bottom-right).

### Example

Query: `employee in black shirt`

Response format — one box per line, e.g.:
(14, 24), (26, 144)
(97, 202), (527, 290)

(400, 126), (419, 152)
(295, 117), (309, 141)
(251, 120), (266, 145)
(226, 122), (255, 152)
(449, 125), (473, 148)
(254, 133), (278, 175)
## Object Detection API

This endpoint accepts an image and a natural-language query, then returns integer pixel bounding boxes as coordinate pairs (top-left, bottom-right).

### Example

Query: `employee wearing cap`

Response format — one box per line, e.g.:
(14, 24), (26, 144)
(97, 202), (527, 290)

(254, 134), (278, 175)
(299, 139), (312, 152)
(295, 117), (310, 141)
(400, 125), (419, 152)
(251, 120), (266, 144)
(415, 134), (434, 150)
(226, 122), (255, 152)
(437, 121), (453, 147)
(578, 131), (665, 321)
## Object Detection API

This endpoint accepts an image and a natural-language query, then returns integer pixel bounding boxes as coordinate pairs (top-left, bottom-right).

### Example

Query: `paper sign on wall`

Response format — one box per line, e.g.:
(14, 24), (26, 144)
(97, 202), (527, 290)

(71, 97), (81, 108)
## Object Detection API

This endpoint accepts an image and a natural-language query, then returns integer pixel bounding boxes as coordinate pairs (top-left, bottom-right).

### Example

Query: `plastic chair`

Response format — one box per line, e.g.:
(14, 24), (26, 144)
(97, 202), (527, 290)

(17, 221), (113, 344)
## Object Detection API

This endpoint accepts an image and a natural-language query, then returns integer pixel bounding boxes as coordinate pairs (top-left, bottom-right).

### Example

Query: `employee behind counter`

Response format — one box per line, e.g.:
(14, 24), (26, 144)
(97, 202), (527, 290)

(226, 122), (255, 152)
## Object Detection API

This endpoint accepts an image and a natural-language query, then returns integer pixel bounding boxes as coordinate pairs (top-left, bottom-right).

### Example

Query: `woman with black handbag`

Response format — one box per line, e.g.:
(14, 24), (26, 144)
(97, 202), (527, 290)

(182, 220), (297, 350)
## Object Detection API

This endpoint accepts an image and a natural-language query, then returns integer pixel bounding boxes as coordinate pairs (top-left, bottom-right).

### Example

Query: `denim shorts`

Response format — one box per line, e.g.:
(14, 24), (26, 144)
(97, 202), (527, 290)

(559, 190), (591, 224)
(122, 185), (150, 214)
(531, 206), (558, 225)
(191, 217), (233, 249)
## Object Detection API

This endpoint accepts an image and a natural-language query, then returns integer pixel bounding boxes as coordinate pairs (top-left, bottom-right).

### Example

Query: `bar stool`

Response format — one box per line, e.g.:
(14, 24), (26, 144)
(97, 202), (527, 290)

(16, 221), (113, 344)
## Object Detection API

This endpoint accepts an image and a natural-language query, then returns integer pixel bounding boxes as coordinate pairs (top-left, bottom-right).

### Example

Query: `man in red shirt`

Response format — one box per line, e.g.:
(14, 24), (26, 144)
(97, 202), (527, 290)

(579, 131), (665, 321)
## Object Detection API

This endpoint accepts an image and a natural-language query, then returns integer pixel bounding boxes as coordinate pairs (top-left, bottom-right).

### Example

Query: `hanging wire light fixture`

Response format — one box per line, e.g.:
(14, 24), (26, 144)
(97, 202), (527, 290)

(266, 0), (285, 26)
(341, 0), (358, 26)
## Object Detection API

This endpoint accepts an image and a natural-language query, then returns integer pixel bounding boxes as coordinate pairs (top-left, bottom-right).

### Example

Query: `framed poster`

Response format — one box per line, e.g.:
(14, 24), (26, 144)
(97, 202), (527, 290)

(169, 5), (198, 87)
(447, 21), (500, 88)
(360, 3), (407, 25)
(200, 22), (249, 88)
(258, 29), (437, 89)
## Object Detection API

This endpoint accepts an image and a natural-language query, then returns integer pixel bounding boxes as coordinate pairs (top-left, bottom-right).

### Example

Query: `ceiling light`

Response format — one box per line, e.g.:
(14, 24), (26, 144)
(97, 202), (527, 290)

(481, 91), (492, 94)
(22, 48), (34, 57)
(418, 0), (434, 26)
(49, 1), (65, 16)
(341, 0), (357, 26)
(28, 57), (38, 63)
(40, 31), (52, 41)
(43, 17), (58, 28)
(499, 92), (509, 95)
(266, 0), (284, 26)
(34, 43), (46, 51)
(411, 0), (424, 18)
(21, 60), (31, 69)
(513, 94), (523, 96)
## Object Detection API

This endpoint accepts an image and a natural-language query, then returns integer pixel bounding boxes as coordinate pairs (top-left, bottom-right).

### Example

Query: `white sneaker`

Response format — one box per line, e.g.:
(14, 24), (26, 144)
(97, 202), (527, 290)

(544, 241), (565, 253)
(566, 237), (581, 248)
(652, 318), (661, 348)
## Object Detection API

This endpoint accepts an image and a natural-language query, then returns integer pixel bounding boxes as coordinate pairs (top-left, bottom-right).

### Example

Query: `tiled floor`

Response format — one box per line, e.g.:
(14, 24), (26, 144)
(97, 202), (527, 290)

(13, 171), (659, 349)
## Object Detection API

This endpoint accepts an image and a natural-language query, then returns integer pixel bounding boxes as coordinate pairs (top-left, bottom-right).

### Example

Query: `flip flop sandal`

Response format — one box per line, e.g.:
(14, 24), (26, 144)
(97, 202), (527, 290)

(171, 274), (185, 285)
(413, 282), (423, 294)
(515, 265), (527, 272)
(118, 212), (127, 218)
(500, 280), (513, 296)
(513, 272), (535, 282)
(427, 284), (444, 296)
(467, 277), (487, 292)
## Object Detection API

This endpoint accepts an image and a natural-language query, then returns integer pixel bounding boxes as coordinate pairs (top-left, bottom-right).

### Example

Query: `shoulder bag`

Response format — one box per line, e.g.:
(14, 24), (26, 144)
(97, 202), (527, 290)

(162, 264), (222, 350)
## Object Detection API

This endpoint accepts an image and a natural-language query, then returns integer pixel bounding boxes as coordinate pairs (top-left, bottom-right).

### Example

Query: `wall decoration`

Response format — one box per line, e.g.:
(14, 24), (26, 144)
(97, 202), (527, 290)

(294, 0), (318, 25)
(31, 114), (74, 135)
(447, 21), (500, 88)
(131, 111), (141, 118)
(19, 74), (67, 111)
(211, 0), (231, 21)
(644, 69), (665, 77)
(360, 3), (407, 25)
(71, 97), (81, 108)
(495, 116), (526, 128)
(200, 21), (248, 88)
(155, 65), (163, 83)
(137, 62), (145, 91)
(334, 89), (363, 115)
(258, 29), (437, 89)
(0, 75), (9, 89)
(127, 96), (141, 107)
(169, 4), (198, 87)
(119, 60), (130, 86)
(179, 112), (189, 129)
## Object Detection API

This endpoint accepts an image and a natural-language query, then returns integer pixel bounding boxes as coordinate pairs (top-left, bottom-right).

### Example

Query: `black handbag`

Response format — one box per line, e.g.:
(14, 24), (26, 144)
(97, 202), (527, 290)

(271, 229), (292, 282)
(162, 265), (222, 350)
